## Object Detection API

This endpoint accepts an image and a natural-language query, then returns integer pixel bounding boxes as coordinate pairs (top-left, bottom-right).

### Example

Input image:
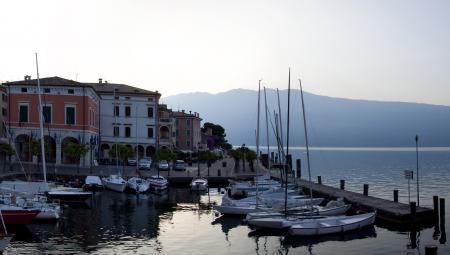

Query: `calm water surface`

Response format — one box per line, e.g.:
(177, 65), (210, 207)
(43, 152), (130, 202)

(5, 148), (450, 254)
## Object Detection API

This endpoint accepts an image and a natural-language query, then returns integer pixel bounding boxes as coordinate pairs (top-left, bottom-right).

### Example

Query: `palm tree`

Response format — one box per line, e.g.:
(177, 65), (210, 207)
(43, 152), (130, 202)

(230, 149), (242, 171)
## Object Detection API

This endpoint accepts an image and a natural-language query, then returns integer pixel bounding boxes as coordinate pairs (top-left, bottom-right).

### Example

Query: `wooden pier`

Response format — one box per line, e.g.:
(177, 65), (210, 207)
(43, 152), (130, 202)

(294, 178), (435, 226)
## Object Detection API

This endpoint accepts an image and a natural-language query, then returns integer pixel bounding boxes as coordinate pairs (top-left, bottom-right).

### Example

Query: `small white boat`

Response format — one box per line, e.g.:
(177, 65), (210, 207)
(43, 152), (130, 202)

(190, 178), (208, 191)
(245, 201), (351, 221)
(127, 177), (150, 193)
(102, 175), (127, 192)
(288, 212), (377, 236)
(83, 176), (104, 191)
(148, 176), (169, 192)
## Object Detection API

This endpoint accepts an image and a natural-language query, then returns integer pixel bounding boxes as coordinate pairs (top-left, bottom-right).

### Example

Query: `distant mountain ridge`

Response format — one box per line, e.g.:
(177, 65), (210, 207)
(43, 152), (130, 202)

(162, 89), (450, 147)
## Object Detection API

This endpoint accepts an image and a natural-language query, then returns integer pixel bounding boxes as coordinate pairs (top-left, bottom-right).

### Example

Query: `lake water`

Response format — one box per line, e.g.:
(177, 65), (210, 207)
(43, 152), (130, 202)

(4, 148), (450, 254)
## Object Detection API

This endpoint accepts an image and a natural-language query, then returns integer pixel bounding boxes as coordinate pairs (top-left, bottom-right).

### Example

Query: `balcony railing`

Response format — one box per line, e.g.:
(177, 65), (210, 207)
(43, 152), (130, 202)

(159, 118), (172, 123)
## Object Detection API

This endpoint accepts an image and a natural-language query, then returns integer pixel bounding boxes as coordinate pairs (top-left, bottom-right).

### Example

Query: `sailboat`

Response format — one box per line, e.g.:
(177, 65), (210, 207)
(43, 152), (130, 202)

(127, 177), (150, 193)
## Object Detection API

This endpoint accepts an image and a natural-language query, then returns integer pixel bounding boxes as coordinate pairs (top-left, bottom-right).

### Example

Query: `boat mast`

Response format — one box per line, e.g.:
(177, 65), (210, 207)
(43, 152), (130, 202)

(35, 53), (47, 183)
(263, 87), (270, 174)
(255, 80), (261, 208)
(284, 68), (291, 216)
(135, 105), (139, 172)
(299, 79), (313, 205)
(114, 88), (119, 175)
(276, 88), (284, 157)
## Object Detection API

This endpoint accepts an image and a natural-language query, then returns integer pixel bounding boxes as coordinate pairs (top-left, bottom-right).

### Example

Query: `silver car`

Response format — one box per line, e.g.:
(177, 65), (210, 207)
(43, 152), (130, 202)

(138, 158), (152, 170)
(158, 160), (169, 170)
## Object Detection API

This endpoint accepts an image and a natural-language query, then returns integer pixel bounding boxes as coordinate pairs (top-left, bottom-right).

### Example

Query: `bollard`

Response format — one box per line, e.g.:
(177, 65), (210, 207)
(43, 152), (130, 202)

(433, 196), (439, 221)
(393, 189), (399, 202)
(317, 176), (322, 185)
(363, 184), (369, 196)
(296, 159), (301, 179)
(217, 169), (221, 177)
(340, 180), (345, 190)
(410, 202), (417, 223)
(425, 245), (438, 255)
(440, 198), (446, 225)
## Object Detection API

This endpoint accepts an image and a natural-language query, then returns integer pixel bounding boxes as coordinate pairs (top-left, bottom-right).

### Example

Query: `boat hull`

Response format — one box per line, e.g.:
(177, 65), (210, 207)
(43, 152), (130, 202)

(46, 191), (92, 203)
(1, 209), (40, 225)
(213, 205), (266, 215)
(288, 212), (377, 236)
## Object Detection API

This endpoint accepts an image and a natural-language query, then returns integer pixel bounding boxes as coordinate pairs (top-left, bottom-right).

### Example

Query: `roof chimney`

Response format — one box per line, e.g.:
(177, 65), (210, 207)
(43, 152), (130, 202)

(24, 75), (31, 81)
(99, 78), (103, 84)
(182, 110), (185, 113)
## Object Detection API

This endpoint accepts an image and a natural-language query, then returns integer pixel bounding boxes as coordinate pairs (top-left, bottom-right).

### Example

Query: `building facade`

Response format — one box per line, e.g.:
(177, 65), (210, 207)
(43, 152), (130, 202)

(91, 79), (161, 160)
(173, 110), (202, 152)
(158, 104), (175, 149)
(4, 76), (100, 167)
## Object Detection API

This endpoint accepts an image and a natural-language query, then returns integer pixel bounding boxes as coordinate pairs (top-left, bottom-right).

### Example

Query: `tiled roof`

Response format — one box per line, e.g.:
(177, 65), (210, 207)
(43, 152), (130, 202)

(3, 76), (85, 87)
(88, 82), (160, 97)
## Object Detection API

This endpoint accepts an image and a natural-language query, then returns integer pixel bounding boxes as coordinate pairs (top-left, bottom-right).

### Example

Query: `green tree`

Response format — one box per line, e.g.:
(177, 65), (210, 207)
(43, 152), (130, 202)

(199, 151), (219, 176)
(0, 143), (14, 171)
(244, 149), (257, 172)
(201, 122), (230, 149)
(109, 144), (134, 171)
(153, 148), (177, 162)
(25, 139), (50, 173)
(230, 148), (242, 171)
(64, 142), (89, 173)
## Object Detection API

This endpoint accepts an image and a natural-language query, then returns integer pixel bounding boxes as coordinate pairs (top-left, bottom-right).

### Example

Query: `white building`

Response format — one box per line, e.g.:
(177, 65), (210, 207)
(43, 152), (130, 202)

(90, 79), (161, 161)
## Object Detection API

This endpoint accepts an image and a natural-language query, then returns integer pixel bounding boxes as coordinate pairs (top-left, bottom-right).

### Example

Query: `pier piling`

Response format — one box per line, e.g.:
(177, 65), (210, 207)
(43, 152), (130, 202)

(363, 184), (369, 196)
(317, 176), (322, 185)
(440, 198), (445, 225)
(296, 159), (301, 179)
(433, 196), (439, 221)
(393, 189), (398, 202)
(340, 180), (345, 190)
(425, 245), (438, 255)
(410, 202), (417, 223)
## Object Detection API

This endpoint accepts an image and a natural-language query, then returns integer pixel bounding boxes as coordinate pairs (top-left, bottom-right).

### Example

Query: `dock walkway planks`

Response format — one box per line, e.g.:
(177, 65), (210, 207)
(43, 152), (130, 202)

(295, 179), (434, 225)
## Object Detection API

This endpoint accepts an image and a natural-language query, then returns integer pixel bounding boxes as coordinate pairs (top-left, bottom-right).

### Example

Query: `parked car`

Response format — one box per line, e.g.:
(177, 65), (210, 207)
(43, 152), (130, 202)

(138, 158), (152, 170)
(158, 160), (169, 170)
(127, 158), (137, 166)
(174, 160), (186, 171)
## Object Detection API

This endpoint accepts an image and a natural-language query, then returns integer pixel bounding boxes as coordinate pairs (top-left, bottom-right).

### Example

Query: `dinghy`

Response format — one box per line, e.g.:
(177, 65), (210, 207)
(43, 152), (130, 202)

(288, 212), (377, 236)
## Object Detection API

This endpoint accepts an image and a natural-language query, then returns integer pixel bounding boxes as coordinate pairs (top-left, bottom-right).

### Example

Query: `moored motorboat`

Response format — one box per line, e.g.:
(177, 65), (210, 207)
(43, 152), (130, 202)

(83, 176), (104, 191)
(288, 212), (377, 236)
(190, 177), (208, 191)
(127, 177), (150, 193)
(147, 176), (169, 192)
(102, 175), (127, 192)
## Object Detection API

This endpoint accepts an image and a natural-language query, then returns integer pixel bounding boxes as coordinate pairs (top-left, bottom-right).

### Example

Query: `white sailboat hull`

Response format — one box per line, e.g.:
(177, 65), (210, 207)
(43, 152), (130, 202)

(103, 181), (127, 192)
(246, 204), (352, 221)
(213, 205), (266, 215)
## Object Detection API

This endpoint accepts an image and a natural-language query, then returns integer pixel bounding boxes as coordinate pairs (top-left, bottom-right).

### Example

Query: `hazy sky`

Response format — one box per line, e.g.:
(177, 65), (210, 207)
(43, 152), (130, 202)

(1, 0), (449, 105)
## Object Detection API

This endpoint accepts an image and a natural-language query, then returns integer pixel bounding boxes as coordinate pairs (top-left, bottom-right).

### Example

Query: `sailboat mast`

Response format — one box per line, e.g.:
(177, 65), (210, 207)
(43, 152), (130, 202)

(284, 68), (291, 215)
(114, 88), (119, 174)
(276, 88), (284, 155)
(263, 87), (270, 173)
(35, 53), (47, 183)
(299, 79), (313, 202)
(135, 105), (139, 172)
(255, 80), (261, 207)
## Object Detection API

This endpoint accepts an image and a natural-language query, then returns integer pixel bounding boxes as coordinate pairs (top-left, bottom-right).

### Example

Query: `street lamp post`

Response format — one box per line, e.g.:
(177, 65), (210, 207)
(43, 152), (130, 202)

(415, 135), (420, 206)
(241, 144), (246, 172)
